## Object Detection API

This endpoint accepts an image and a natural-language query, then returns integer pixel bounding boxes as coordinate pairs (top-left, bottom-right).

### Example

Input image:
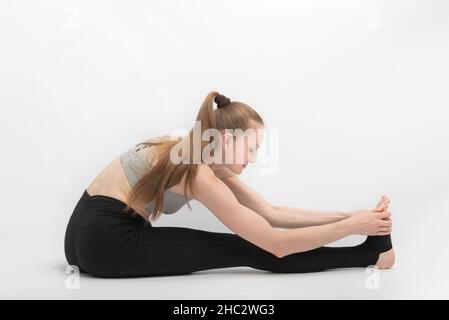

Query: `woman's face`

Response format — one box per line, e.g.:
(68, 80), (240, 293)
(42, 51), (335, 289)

(222, 122), (264, 175)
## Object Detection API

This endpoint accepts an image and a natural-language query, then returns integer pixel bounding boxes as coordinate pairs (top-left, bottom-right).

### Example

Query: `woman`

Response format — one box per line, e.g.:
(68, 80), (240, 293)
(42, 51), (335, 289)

(64, 91), (394, 278)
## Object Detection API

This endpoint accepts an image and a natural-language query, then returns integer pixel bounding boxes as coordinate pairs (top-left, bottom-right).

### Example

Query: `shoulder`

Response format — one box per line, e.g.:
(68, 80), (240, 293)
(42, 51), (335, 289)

(196, 164), (217, 182)
(211, 166), (236, 180)
(192, 164), (239, 206)
(195, 165), (241, 192)
(193, 164), (226, 196)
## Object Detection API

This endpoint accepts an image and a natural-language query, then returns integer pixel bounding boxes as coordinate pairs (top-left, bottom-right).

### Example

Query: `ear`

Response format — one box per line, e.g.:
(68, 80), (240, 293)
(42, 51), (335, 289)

(223, 132), (233, 147)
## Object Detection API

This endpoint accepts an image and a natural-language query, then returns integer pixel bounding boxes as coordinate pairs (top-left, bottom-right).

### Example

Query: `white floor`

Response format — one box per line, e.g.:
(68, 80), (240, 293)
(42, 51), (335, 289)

(1, 189), (448, 300)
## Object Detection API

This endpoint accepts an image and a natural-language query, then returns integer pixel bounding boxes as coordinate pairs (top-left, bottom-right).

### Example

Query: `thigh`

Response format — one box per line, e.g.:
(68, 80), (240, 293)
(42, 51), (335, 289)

(115, 225), (201, 277)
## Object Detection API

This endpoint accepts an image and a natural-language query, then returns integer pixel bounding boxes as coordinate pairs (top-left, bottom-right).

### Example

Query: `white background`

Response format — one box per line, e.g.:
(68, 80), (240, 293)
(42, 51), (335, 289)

(0, 0), (448, 299)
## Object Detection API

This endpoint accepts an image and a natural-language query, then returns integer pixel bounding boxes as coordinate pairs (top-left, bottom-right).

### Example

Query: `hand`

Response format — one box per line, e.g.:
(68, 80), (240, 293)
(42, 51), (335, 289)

(346, 209), (392, 236)
(343, 195), (389, 218)
(345, 194), (391, 217)
(372, 195), (393, 225)
(342, 195), (393, 227)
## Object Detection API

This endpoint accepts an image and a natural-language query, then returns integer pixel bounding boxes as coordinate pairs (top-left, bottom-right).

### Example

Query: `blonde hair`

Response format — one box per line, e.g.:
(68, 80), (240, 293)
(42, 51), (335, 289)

(124, 91), (264, 221)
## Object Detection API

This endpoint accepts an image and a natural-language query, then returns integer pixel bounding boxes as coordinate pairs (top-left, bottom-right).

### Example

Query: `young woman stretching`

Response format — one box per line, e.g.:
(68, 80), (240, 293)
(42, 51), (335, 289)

(64, 91), (394, 278)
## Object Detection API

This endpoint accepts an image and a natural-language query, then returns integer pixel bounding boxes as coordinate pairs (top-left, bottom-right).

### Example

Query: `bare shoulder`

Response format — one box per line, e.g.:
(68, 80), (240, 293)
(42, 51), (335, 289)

(193, 165), (242, 201)
(195, 164), (217, 183)
(211, 166), (237, 180)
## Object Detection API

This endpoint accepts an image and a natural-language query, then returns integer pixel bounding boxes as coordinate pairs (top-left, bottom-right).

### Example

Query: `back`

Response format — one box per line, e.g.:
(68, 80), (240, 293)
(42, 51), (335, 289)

(120, 141), (191, 216)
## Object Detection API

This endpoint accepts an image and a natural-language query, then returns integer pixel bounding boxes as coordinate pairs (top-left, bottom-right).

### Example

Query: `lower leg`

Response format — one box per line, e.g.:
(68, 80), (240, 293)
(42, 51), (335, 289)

(192, 229), (381, 274)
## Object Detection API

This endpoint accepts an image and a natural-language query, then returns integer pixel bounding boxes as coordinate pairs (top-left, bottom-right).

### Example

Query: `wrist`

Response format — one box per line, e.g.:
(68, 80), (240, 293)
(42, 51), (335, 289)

(337, 210), (351, 220)
(338, 216), (356, 236)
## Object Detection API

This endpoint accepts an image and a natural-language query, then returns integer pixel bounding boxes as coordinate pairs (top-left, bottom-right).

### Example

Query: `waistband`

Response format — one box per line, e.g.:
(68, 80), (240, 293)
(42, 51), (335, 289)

(82, 189), (128, 206)
(81, 189), (148, 223)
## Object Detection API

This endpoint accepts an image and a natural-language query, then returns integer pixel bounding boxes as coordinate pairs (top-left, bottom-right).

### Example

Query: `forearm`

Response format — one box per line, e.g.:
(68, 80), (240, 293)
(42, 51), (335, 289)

(270, 205), (349, 228)
(275, 218), (354, 257)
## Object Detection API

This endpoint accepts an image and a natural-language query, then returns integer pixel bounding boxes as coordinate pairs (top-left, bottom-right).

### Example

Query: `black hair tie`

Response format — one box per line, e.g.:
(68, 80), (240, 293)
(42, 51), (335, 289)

(215, 94), (231, 108)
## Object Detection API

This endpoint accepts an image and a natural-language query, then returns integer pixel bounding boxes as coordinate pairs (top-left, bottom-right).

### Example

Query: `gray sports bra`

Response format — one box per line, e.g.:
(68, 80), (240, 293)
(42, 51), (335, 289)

(120, 142), (191, 216)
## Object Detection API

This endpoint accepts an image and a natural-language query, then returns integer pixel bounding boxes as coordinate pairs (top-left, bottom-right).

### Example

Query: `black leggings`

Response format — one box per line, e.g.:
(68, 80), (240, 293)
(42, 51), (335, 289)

(64, 190), (380, 278)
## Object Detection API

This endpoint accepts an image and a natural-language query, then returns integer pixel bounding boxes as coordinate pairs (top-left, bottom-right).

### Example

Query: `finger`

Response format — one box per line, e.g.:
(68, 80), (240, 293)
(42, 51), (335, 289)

(375, 231), (391, 236)
(379, 227), (392, 234)
(373, 204), (385, 212)
(377, 210), (391, 219)
(374, 209), (386, 216)
(373, 204), (386, 212)
(380, 220), (392, 227)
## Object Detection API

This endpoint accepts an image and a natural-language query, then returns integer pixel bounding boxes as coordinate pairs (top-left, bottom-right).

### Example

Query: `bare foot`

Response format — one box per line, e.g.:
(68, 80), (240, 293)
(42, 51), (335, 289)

(375, 248), (395, 269)
(374, 195), (390, 212)
(371, 196), (395, 269)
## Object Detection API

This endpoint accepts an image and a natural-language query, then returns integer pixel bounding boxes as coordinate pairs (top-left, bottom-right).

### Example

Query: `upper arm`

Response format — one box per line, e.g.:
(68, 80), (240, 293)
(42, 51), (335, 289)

(194, 165), (282, 257)
(219, 175), (275, 225)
